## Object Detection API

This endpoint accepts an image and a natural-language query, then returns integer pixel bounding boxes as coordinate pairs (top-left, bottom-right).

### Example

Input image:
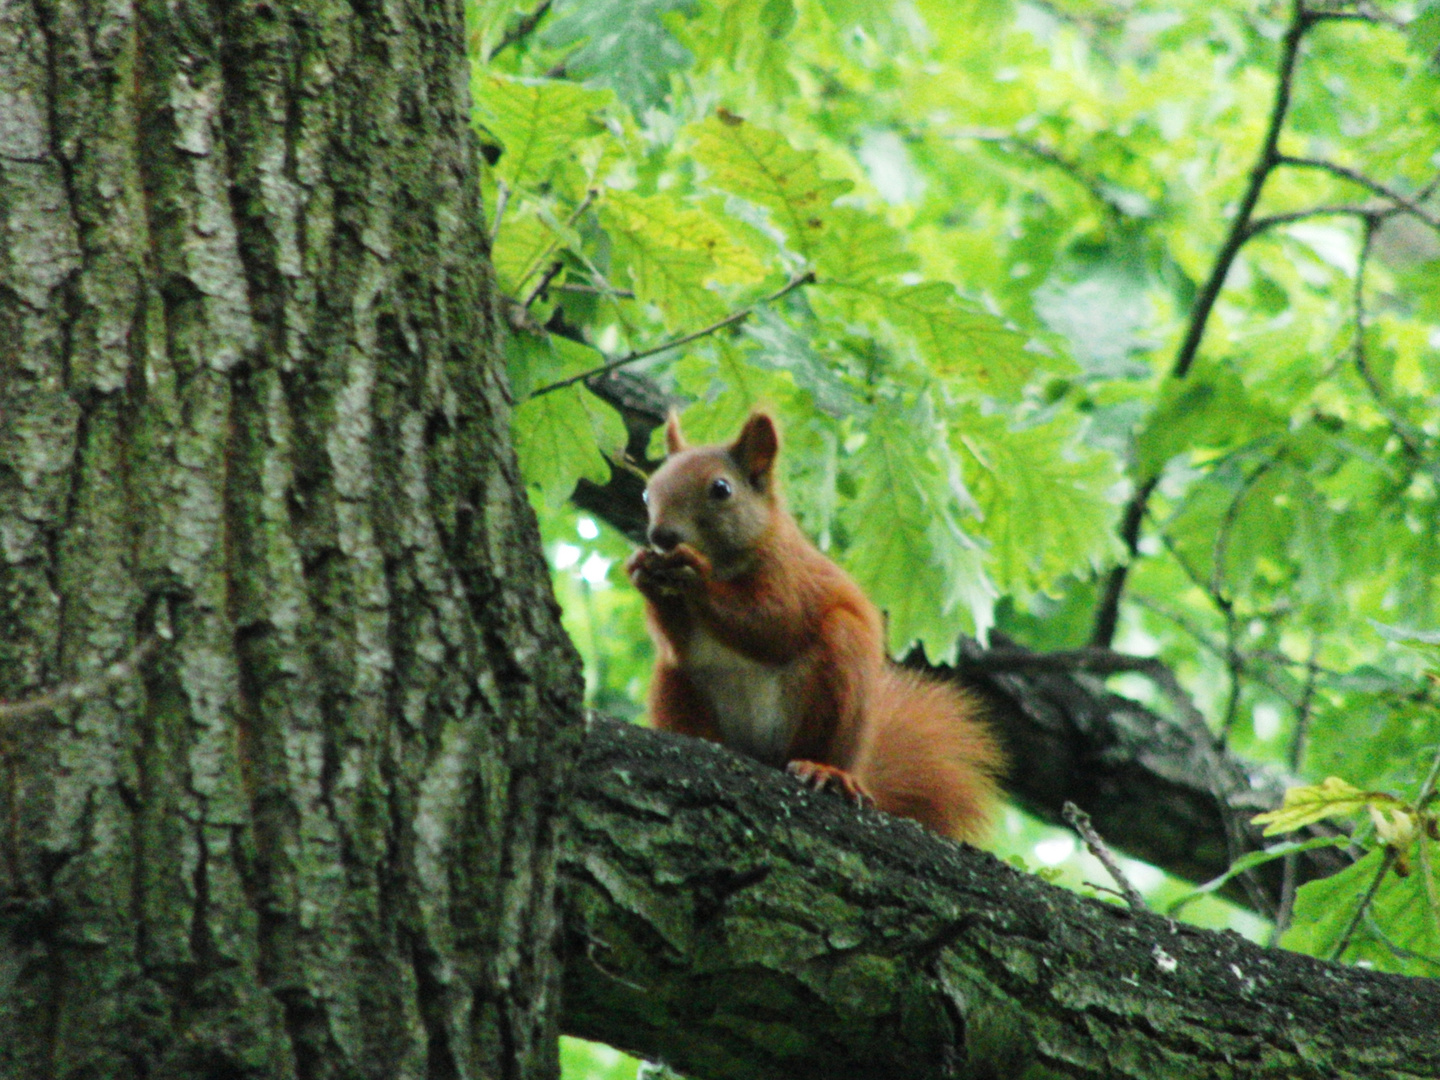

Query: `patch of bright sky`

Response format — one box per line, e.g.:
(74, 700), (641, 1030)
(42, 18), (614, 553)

(857, 129), (925, 205)
(580, 552), (612, 586)
(1252, 702), (1282, 741)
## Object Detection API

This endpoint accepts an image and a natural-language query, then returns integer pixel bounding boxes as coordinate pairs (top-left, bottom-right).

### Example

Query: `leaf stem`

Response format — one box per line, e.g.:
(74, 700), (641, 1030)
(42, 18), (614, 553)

(514, 189), (598, 296)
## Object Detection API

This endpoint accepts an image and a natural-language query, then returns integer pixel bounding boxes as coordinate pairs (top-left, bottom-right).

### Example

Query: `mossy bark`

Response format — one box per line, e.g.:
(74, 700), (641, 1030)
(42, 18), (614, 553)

(562, 719), (1440, 1080)
(0, 2), (582, 1078)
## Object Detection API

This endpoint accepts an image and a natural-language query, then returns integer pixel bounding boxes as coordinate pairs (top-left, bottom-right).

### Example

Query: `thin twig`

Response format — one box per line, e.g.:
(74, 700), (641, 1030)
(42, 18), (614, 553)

(1271, 853), (1299, 947)
(555, 282), (636, 299)
(0, 637), (158, 727)
(530, 271), (816, 398)
(1289, 633), (1322, 774)
(1305, 1), (1407, 28)
(1349, 215), (1440, 481)
(951, 129), (1134, 216)
(1362, 909), (1440, 973)
(1088, 476), (1157, 648)
(1063, 801), (1150, 913)
(1276, 155), (1440, 231)
(486, 0), (554, 63)
(523, 260), (565, 309)
(1212, 449), (1285, 744)
(1128, 593), (1334, 712)
(1247, 202), (1398, 237)
(1331, 848), (1399, 960)
(513, 189), (597, 296)
(1271, 634), (1323, 946)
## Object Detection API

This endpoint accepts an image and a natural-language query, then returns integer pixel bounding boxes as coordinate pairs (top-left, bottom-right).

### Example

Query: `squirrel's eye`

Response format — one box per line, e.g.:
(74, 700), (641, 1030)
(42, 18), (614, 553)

(641, 488), (650, 505)
(710, 477), (733, 500)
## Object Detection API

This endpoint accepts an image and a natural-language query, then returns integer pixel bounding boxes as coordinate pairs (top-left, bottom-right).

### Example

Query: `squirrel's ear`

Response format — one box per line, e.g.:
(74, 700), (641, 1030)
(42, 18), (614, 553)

(732, 413), (779, 489)
(664, 412), (688, 455)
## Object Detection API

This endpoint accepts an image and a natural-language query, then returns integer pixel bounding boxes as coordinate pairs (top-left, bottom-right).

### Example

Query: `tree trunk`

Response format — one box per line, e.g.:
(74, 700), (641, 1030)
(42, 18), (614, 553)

(0, 3), (582, 1078)
(562, 719), (1440, 1080)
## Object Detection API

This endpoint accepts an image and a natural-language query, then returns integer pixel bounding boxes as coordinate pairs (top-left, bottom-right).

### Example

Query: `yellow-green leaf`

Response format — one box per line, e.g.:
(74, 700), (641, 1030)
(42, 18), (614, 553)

(810, 205), (918, 288)
(957, 413), (1122, 594)
(1252, 776), (1404, 837)
(491, 207), (557, 297)
(508, 333), (625, 506)
(474, 74), (612, 189)
(883, 283), (1036, 394)
(689, 114), (852, 258)
(600, 190), (765, 330)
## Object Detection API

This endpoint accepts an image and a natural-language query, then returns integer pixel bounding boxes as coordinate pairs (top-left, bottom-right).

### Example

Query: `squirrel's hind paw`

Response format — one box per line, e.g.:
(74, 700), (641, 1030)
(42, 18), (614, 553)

(786, 760), (874, 809)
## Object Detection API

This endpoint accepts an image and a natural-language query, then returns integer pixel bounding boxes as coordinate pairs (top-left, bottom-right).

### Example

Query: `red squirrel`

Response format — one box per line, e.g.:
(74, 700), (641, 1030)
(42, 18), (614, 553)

(625, 411), (1004, 842)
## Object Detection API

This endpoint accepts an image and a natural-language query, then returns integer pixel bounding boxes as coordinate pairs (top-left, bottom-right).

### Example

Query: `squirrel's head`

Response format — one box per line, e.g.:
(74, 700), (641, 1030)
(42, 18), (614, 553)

(642, 412), (780, 575)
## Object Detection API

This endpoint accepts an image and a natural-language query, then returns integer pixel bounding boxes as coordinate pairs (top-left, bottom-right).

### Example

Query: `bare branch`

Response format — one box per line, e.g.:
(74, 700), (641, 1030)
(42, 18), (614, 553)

(1276, 155), (1440, 231)
(1246, 202), (1397, 236)
(1090, 0), (1313, 648)
(1064, 801), (1150, 913)
(1350, 215), (1440, 481)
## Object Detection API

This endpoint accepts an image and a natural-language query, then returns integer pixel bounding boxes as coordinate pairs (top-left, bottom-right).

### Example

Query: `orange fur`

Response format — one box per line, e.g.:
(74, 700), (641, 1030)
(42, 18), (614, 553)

(627, 412), (1005, 842)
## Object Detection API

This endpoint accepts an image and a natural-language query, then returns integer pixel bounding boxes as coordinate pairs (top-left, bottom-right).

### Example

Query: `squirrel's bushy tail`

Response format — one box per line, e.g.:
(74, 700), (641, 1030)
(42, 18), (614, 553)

(858, 669), (1006, 843)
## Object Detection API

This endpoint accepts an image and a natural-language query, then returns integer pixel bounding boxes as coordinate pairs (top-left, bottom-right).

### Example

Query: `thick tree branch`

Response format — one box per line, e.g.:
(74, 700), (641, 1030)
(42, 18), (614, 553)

(941, 636), (1350, 914)
(560, 719), (1440, 1080)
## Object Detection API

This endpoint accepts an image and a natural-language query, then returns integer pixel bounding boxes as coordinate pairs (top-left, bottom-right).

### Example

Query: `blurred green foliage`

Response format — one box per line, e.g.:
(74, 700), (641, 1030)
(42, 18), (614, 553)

(467, 4), (1440, 1065)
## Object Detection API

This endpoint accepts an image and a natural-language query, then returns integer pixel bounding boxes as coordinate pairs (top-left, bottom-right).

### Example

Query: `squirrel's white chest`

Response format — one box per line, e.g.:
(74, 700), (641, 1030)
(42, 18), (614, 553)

(684, 632), (798, 766)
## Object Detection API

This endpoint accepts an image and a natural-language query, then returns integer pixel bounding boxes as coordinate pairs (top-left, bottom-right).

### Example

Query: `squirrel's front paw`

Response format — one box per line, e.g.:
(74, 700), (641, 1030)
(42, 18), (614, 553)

(627, 545), (707, 596)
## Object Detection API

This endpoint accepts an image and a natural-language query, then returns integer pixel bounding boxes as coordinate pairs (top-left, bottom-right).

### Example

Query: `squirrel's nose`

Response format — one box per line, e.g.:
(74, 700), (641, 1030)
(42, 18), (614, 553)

(649, 525), (682, 552)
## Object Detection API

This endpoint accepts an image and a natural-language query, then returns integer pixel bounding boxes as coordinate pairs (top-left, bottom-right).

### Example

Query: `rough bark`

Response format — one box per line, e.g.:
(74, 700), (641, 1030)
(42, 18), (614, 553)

(0, 2), (581, 1078)
(573, 371), (1350, 916)
(562, 718), (1440, 1080)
